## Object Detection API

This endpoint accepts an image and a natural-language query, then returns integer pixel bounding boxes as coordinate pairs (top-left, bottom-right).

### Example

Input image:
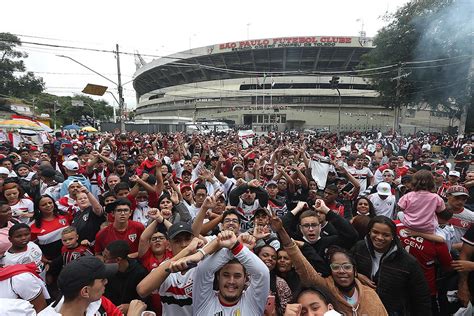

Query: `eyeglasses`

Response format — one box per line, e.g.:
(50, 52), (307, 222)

(330, 263), (354, 272)
(223, 218), (239, 224)
(115, 208), (130, 214)
(151, 236), (166, 242)
(300, 223), (320, 229)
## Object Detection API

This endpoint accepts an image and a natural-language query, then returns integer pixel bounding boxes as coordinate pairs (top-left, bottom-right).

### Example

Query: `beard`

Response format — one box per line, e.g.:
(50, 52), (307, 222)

(220, 293), (241, 304)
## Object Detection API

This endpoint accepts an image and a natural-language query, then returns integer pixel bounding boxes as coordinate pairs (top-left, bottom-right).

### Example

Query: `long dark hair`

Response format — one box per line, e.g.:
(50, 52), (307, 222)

(255, 245), (283, 316)
(366, 215), (401, 252)
(352, 196), (376, 217)
(33, 194), (64, 228)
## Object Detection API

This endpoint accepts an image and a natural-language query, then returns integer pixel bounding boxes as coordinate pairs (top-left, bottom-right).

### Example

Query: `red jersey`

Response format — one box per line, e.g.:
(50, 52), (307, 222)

(61, 244), (94, 265)
(139, 248), (173, 315)
(395, 221), (452, 295)
(30, 214), (71, 260)
(94, 220), (145, 254)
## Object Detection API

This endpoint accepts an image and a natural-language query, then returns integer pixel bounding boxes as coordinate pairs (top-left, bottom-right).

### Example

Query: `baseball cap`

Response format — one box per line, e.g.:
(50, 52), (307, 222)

(265, 180), (278, 188)
(446, 185), (469, 197)
(66, 154), (79, 161)
(62, 160), (79, 171)
(448, 170), (461, 178)
(382, 169), (395, 176)
(180, 185), (192, 193)
(0, 167), (9, 175)
(232, 164), (244, 171)
(377, 182), (392, 196)
(251, 207), (271, 220)
(435, 169), (447, 178)
(167, 222), (193, 240)
(58, 256), (117, 297)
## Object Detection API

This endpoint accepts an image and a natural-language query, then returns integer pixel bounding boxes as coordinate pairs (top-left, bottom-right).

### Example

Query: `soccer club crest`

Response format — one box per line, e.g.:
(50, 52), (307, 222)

(128, 233), (137, 242)
(59, 219), (67, 226)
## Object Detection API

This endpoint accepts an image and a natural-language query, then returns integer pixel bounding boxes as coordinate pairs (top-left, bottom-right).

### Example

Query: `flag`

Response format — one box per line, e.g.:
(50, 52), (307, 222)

(263, 73), (267, 83)
(271, 78), (275, 87)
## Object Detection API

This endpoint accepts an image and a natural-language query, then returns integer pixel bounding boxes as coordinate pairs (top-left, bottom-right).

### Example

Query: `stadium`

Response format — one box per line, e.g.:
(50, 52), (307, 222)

(133, 35), (455, 133)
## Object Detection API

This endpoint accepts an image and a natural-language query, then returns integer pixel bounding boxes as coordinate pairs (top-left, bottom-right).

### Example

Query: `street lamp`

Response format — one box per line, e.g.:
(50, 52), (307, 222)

(57, 44), (125, 132)
(329, 76), (341, 137)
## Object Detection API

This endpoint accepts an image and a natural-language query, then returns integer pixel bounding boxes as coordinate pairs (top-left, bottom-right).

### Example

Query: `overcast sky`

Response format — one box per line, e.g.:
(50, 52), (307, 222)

(1, 0), (410, 110)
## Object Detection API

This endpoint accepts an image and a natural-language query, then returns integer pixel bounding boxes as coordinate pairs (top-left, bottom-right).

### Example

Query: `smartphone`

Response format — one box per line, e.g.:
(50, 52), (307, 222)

(341, 182), (354, 193)
(265, 295), (275, 315)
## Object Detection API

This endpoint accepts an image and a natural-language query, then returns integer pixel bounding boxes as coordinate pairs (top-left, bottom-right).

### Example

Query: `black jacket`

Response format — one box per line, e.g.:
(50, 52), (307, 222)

(104, 259), (149, 306)
(352, 237), (432, 316)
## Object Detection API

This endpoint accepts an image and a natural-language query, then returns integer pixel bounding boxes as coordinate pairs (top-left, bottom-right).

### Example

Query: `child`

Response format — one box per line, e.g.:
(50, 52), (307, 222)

(398, 170), (445, 234)
(2, 223), (45, 279)
(60, 226), (93, 266)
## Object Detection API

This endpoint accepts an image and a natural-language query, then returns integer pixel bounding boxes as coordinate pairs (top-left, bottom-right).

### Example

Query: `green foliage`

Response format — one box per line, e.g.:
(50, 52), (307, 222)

(35, 93), (114, 126)
(360, 0), (473, 114)
(0, 32), (45, 98)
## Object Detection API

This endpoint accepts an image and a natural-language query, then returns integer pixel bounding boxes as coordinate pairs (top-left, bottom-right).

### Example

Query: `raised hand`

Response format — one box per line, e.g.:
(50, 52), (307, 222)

(170, 190), (180, 205)
(238, 233), (256, 250)
(218, 230), (238, 249)
(283, 304), (302, 316)
(253, 225), (271, 241)
(270, 215), (284, 233)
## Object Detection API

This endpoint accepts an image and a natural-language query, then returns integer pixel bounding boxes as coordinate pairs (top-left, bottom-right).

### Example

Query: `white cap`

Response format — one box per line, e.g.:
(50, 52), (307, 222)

(66, 154), (78, 161)
(377, 182), (392, 196)
(449, 170), (461, 177)
(0, 167), (9, 175)
(62, 160), (79, 171)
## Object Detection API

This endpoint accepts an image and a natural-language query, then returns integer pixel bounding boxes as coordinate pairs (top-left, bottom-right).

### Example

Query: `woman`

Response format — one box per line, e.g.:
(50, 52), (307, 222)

(284, 286), (340, 316)
(30, 195), (70, 261)
(351, 215), (432, 315)
(3, 182), (34, 224)
(70, 187), (105, 244)
(0, 201), (16, 257)
(351, 196), (375, 218)
(256, 245), (292, 316)
(276, 248), (301, 294)
(271, 215), (387, 316)
(158, 191), (191, 224)
(404, 153), (415, 168)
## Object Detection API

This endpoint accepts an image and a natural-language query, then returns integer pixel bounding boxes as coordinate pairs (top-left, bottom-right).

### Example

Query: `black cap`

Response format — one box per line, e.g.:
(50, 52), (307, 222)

(251, 207), (271, 220)
(167, 221), (193, 239)
(58, 256), (117, 296)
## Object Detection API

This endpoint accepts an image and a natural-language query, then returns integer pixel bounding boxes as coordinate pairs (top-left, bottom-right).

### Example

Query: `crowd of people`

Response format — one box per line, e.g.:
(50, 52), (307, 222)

(0, 128), (473, 316)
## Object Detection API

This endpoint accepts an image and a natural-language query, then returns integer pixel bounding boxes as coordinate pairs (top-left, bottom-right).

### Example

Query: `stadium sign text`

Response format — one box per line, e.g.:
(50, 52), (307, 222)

(216, 36), (371, 52)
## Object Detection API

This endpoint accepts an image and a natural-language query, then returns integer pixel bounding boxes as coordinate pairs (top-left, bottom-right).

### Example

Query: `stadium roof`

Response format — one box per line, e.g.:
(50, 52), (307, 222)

(133, 36), (374, 96)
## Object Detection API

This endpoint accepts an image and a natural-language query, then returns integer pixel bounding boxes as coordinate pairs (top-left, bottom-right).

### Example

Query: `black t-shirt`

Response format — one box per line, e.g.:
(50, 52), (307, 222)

(71, 206), (105, 244)
(461, 226), (474, 297)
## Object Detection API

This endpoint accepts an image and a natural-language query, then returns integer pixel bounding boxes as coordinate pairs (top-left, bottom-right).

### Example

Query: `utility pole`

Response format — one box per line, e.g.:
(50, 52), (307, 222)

(458, 57), (473, 136)
(54, 100), (58, 130)
(115, 44), (126, 133)
(394, 64), (402, 134)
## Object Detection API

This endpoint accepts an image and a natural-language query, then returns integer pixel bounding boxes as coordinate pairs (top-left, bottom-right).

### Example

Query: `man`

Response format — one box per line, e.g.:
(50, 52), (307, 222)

(38, 256), (120, 316)
(368, 182), (396, 219)
(282, 201), (358, 276)
(448, 170), (461, 186)
(191, 231), (270, 315)
(347, 154), (374, 194)
(60, 160), (92, 196)
(229, 179), (269, 231)
(94, 199), (145, 255)
(446, 185), (474, 245)
(137, 222), (203, 315)
(103, 240), (148, 314)
(395, 219), (452, 313)
(453, 225), (474, 308)
(454, 144), (472, 178)
(373, 156), (399, 184)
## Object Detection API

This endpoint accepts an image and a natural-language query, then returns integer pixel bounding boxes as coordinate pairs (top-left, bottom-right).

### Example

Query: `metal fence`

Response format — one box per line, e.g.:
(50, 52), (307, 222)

(100, 122), (186, 133)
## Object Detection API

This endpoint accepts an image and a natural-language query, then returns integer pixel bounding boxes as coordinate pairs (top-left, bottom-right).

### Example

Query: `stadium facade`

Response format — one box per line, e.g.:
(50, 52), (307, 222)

(133, 36), (457, 133)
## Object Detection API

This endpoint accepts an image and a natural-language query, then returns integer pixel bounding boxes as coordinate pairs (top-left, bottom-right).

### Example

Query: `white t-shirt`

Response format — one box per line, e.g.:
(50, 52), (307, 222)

(449, 208), (474, 243)
(2, 242), (45, 279)
(0, 272), (49, 301)
(192, 247), (270, 316)
(10, 199), (34, 224)
(159, 266), (195, 316)
(347, 166), (373, 193)
(368, 194), (396, 219)
(310, 156), (331, 190)
(0, 298), (36, 315)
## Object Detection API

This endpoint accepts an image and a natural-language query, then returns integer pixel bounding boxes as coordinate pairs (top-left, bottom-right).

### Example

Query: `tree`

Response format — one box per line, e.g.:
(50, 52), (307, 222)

(0, 32), (45, 98)
(34, 93), (114, 127)
(360, 0), (473, 132)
